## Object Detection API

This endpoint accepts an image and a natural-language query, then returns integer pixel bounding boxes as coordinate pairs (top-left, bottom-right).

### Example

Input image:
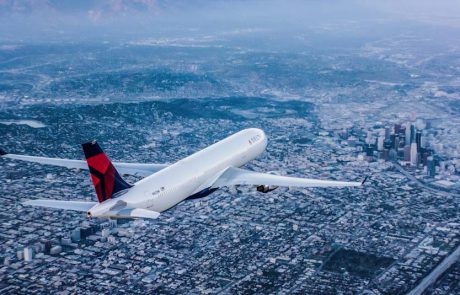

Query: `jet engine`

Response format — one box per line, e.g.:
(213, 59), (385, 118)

(256, 185), (278, 193)
(256, 171), (280, 193)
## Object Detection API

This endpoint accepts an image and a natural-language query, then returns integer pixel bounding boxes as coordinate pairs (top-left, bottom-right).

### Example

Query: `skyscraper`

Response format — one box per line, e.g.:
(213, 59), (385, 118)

(394, 123), (402, 134)
(420, 130), (427, 150)
(404, 145), (411, 162)
(405, 122), (411, 146)
(389, 149), (398, 161)
(384, 139), (392, 149)
(394, 134), (400, 150)
(366, 144), (374, 157)
(427, 156), (436, 177)
(416, 130), (422, 151)
(377, 135), (384, 151)
(410, 124), (416, 144)
(410, 142), (418, 166)
(364, 143), (375, 162)
(383, 149), (390, 161)
(421, 150), (430, 166)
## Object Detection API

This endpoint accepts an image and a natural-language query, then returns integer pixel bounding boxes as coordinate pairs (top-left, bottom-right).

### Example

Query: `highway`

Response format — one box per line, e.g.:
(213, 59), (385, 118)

(392, 163), (457, 198)
(406, 245), (460, 295)
(394, 161), (460, 295)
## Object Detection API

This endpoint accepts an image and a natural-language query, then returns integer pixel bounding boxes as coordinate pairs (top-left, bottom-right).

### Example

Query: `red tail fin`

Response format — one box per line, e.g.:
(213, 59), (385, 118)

(82, 141), (132, 203)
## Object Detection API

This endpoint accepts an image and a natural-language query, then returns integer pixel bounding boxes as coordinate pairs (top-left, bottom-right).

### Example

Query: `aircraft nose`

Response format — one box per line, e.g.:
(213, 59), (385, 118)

(259, 129), (268, 149)
(259, 129), (267, 139)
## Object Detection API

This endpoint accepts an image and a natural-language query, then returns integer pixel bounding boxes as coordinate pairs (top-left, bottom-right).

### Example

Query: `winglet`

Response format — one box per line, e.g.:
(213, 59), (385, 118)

(361, 176), (369, 185)
(0, 149), (7, 156)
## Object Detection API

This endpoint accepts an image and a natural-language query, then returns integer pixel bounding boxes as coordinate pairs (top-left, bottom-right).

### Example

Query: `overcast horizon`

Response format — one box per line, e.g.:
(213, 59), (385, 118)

(1, 0), (460, 44)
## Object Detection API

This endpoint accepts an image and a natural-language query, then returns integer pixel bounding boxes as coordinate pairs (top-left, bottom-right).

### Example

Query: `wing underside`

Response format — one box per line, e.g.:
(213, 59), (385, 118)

(212, 167), (362, 188)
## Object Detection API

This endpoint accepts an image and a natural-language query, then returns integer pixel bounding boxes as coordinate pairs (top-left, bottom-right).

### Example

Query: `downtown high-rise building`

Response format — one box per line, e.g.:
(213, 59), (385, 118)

(427, 156), (436, 177)
(410, 143), (418, 166)
(405, 122), (411, 146)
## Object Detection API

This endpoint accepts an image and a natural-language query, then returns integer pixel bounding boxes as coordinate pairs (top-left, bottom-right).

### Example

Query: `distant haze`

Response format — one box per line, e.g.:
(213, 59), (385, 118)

(0, 0), (459, 45)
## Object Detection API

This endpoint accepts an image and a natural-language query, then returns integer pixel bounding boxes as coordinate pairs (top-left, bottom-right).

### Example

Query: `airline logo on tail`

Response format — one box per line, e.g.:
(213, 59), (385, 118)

(82, 141), (132, 203)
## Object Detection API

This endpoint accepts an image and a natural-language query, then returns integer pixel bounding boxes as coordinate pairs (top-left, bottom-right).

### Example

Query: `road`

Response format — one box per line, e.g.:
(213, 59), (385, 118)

(406, 245), (460, 295)
(392, 163), (457, 198)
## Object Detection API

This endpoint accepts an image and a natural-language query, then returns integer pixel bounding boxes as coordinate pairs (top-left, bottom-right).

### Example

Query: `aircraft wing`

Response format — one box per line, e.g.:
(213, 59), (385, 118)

(0, 151), (168, 177)
(212, 167), (363, 188)
(23, 200), (97, 212)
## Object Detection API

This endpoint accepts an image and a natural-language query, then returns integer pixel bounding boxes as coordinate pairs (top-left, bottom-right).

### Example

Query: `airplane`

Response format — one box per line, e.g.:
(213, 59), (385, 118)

(0, 128), (365, 219)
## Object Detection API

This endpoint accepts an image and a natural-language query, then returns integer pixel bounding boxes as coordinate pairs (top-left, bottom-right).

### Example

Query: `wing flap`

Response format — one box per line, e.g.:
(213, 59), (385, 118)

(23, 200), (97, 212)
(212, 167), (362, 188)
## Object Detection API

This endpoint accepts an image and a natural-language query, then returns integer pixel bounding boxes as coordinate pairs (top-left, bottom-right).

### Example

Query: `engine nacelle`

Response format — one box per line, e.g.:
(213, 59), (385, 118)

(256, 171), (281, 193)
(256, 185), (278, 193)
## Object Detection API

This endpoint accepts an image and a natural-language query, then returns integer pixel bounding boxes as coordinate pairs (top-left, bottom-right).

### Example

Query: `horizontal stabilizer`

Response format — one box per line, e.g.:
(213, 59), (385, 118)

(115, 208), (160, 219)
(23, 200), (97, 212)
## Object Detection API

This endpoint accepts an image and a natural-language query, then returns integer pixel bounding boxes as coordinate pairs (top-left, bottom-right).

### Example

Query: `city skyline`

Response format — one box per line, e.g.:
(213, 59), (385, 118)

(1, 1), (459, 294)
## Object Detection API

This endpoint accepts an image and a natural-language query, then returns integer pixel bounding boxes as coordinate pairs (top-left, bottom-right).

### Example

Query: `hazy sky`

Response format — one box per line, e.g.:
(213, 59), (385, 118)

(0, 0), (459, 42)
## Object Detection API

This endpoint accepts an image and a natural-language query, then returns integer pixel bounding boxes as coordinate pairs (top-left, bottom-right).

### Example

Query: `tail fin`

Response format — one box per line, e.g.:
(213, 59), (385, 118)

(82, 141), (132, 203)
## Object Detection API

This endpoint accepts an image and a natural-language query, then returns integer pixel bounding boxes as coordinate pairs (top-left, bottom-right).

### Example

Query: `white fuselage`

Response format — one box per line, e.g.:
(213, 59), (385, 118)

(89, 128), (267, 216)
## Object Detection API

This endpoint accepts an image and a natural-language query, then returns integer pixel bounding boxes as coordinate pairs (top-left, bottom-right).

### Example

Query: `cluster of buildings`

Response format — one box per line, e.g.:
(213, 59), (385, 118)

(6, 216), (128, 267)
(337, 118), (459, 194)
(0, 100), (459, 294)
(343, 120), (435, 170)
